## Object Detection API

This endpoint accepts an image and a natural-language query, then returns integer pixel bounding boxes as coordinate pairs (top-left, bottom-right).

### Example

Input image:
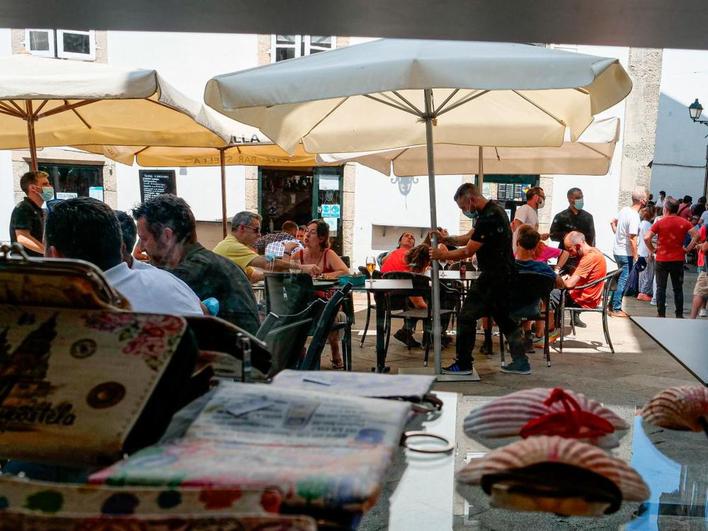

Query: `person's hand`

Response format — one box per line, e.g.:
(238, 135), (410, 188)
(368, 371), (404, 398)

(300, 263), (320, 276)
(283, 241), (299, 253)
(430, 246), (448, 261)
(540, 232), (550, 240)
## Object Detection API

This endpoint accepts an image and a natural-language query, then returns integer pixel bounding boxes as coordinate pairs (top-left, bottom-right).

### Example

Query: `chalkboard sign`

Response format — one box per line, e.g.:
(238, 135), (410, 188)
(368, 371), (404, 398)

(139, 170), (176, 202)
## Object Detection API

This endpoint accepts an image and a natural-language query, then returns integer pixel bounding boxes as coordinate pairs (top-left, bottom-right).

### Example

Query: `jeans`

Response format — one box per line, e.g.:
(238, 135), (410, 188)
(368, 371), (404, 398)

(655, 261), (685, 317)
(611, 255), (634, 311)
(638, 255), (654, 296)
(456, 278), (525, 367)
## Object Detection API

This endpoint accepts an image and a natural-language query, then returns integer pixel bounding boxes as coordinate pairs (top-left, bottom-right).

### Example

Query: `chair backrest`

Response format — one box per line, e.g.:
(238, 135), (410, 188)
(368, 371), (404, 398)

(300, 284), (352, 370)
(376, 251), (388, 267)
(340, 255), (351, 268)
(358, 265), (370, 278)
(512, 272), (556, 307)
(265, 318), (313, 376)
(264, 272), (314, 315)
(382, 271), (429, 310)
(602, 269), (622, 309)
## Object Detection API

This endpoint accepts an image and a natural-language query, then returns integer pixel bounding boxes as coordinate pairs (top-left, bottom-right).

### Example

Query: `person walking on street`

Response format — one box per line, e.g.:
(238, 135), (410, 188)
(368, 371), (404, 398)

(609, 187), (647, 317)
(432, 183), (528, 375)
(644, 197), (699, 318)
(9, 170), (53, 257)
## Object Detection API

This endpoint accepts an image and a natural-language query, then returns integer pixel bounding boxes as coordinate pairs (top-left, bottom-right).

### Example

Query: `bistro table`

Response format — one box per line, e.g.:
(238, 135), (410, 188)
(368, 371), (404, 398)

(630, 316), (708, 386)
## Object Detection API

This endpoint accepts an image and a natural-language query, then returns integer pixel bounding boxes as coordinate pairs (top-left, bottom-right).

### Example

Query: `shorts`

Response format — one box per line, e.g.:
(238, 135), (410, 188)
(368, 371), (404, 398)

(693, 271), (708, 298)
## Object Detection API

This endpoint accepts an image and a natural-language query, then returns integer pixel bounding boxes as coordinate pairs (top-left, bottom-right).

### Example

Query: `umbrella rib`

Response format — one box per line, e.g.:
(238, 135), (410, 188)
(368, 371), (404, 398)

(33, 99), (49, 116)
(363, 94), (420, 117)
(494, 147), (501, 161)
(302, 97), (351, 139)
(38, 99), (99, 119)
(0, 102), (23, 118)
(433, 89), (460, 116)
(8, 100), (26, 116)
(512, 91), (567, 126)
(436, 90), (489, 117)
(391, 91), (423, 115)
(64, 99), (92, 130)
(579, 142), (611, 159)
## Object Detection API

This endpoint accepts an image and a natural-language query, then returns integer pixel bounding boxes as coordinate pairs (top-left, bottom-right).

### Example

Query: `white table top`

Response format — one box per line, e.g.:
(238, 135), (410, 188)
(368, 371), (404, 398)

(631, 316), (708, 385)
(425, 270), (481, 280)
(352, 279), (414, 291)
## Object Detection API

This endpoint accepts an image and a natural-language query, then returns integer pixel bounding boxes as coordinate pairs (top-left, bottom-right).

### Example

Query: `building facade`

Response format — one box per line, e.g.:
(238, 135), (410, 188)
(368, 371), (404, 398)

(0, 29), (701, 267)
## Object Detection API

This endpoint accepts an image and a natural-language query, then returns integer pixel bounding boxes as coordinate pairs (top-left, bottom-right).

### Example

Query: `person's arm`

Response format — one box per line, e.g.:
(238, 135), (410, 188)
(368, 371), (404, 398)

(564, 272), (583, 289)
(431, 238), (482, 262)
(321, 250), (349, 279)
(14, 229), (44, 254)
(610, 218), (618, 234)
(644, 228), (656, 254)
(555, 250), (570, 271)
(554, 274), (567, 289)
(683, 227), (700, 253)
(548, 213), (564, 243)
(510, 218), (524, 233)
(437, 227), (473, 247)
(629, 234), (638, 260)
(588, 216), (596, 247)
(408, 295), (427, 309)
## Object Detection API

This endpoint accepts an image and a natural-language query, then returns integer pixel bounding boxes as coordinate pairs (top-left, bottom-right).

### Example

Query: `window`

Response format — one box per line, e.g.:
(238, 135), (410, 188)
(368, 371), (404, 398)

(38, 163), (104, 200)
(24, 29), (96, 61)
(271, 35), (335, 63)
(25, 29), (55, 57)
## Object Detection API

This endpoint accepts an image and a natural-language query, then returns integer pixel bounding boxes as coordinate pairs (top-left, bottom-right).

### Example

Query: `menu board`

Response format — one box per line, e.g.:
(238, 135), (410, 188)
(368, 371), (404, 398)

(139, 170), (176, 202)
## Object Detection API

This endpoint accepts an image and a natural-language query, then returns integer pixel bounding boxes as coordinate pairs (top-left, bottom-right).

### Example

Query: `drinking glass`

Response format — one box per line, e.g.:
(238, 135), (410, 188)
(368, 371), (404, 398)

(366, 256), (376, 288)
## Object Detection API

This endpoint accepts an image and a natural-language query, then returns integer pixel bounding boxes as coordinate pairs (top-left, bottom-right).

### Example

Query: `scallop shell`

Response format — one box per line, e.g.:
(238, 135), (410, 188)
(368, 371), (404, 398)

(457, 435), (649, 502)
(641, 385), (708, 431)
(464, 388), (628, 438)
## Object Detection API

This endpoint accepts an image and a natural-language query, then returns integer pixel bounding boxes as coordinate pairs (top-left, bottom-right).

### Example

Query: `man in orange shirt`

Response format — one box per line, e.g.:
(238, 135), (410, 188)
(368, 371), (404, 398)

(549, 231), (607, 314)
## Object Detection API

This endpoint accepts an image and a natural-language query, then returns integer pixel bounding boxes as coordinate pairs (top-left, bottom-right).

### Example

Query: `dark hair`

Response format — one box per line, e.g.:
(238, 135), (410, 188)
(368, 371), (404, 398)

(307, 219), (330, 250)
(405, 244), (431, 272)
(115, 210), (137, 253)
(567, 187), (582, 199)
(132, 194), (197, 245)
(45, 197), (122, 271)
(281, 220), (298, 234)
(454, 182), (479, 201)
(698, 196), (706, 204)
(664, 197), (679, 214)
(659, 190), (665, 196)
(525, 186), (544, 201)
(517, 225), (541, 250)
(684, 195), (692, 203)
(20, 170), (48, 194)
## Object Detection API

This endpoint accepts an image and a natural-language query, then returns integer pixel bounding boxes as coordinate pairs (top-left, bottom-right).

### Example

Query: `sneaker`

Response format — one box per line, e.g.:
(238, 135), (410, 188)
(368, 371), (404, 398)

(500, 359), (531, 375)
(393, 328), (421, 348)
(442, 361), (474, 375)
(699, 309), (707, 318)
(572, 314), (587, 328)
(533, 329), (560, 348)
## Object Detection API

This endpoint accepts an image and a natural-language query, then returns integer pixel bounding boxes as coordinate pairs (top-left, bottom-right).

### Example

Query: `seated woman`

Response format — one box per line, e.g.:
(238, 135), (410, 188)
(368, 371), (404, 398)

(292, 219), (349, 369)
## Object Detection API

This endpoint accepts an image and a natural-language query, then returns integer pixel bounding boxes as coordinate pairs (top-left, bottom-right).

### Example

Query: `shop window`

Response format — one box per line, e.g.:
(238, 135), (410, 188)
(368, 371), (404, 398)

(271, 35), (335, 63)
(38, 163), (104, 201)
(24, 29), (96, 61)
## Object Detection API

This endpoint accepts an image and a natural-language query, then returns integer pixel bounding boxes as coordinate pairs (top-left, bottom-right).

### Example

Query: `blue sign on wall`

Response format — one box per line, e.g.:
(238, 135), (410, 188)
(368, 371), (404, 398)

(321, 203), (341, 218)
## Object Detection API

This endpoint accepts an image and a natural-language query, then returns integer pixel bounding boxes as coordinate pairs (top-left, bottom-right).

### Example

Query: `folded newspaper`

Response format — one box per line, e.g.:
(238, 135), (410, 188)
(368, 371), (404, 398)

(90, 382), (411, 520)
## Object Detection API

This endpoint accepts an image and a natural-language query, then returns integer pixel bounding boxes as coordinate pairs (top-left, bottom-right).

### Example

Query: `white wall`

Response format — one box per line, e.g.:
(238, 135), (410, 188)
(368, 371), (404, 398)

(545, 45), (630, 256)
(107, 31), (256, 219)
(651, 48), (708, 201)
(0, 29), (14, 241)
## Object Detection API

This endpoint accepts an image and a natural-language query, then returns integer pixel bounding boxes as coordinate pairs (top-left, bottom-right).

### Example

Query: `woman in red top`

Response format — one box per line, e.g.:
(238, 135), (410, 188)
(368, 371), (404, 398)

(292, 219), (349, 368)
(644, 197), (700, 318)
(381, 232), (416, 273)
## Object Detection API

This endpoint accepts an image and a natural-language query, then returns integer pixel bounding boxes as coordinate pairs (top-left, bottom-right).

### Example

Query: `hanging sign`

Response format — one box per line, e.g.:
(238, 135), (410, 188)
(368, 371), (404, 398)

(321, 204), (341, 219)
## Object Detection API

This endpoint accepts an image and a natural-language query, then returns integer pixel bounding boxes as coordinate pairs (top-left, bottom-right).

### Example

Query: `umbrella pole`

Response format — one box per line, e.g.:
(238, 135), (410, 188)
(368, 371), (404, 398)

(423, 89), (442, 375)
(25, 101), (38, 171)
(219, 148), (228, 238)
(478, 145), (484, 191)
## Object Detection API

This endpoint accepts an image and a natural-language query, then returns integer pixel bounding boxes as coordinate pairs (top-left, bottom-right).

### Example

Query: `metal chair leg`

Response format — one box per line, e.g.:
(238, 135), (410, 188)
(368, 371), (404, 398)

(602, 310), (615, 354)
(559, 298), (566, 353)
(360, 295), (372, 347)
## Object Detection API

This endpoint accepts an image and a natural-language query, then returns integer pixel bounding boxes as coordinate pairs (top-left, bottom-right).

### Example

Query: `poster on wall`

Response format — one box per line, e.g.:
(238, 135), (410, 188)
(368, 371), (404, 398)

(139, 170), (176, 203)
(89, 186), (104, 201)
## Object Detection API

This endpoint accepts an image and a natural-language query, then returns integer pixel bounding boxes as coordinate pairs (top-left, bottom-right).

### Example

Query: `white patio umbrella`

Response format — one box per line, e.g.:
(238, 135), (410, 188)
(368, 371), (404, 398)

(0, 54), (234, 171)
(204, 39), (632, 376)
(319, 117), (620, 177)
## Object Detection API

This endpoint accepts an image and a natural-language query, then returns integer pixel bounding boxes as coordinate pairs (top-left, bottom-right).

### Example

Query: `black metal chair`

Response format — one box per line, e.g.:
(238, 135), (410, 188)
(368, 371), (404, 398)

(382, 271), (460, 366)
(263, 272), (314, 316)
(357, 267), (382, 347)
(264, 318), (313, 377)
(299, 283), (353, 371)
(559, 269), (621, 354)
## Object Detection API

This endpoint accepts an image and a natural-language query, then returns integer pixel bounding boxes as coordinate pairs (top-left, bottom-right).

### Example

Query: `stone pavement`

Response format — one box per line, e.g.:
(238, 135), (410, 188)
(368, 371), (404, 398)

(345, 267), (705, 406)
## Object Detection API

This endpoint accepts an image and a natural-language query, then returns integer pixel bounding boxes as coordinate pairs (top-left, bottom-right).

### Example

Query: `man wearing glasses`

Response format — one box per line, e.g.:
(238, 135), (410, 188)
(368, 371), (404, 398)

(213, 211), (319, 282)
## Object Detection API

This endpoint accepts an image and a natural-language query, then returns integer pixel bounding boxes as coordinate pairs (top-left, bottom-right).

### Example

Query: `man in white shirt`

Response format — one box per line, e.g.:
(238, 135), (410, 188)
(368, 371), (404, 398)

(655, 190), (665, 210)
(609, 187), (647, 316)
(45, 198), (203, 316)
(511, 187), (548, 250)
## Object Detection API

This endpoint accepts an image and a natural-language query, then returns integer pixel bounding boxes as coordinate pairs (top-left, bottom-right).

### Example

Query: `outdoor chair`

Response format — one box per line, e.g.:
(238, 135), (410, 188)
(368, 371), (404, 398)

(501, 272), (556, 367)
(299, 283), (353, 371)
(264, 318), (313, 376)
(382, 271), (460, 366)
(558, 269), (621, 354)
(264, 272), (314, 316)
(357, 266), (382, 346)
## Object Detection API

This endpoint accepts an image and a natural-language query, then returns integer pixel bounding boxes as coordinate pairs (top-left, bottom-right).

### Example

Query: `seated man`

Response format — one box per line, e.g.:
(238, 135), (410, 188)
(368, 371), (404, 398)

(133, 195), (261, 335)
(213, 211), (318, 283)
(515, 225), (566, 347)
(549, 231), (608, 321)
(44, 198), (203, 316)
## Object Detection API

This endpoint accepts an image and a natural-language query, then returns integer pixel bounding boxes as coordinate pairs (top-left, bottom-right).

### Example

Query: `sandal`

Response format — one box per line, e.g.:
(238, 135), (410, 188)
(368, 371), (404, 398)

(331, 360), (345, 370)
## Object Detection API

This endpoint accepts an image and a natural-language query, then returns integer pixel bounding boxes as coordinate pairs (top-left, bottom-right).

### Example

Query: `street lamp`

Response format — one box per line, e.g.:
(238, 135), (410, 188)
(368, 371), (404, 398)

(688, 98), (708, 196)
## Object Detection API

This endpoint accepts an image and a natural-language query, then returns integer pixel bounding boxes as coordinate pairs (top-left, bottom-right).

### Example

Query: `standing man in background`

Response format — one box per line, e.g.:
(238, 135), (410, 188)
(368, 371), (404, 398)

(511, 186), (548, 248)
(9, 170), (53, 256)
(549, 187), (596, 248)
(610, 187), (647, 317)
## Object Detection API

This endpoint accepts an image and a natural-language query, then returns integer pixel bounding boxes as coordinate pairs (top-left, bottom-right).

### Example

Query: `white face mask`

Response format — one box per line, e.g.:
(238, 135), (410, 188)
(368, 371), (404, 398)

(537, 198), (545, 209)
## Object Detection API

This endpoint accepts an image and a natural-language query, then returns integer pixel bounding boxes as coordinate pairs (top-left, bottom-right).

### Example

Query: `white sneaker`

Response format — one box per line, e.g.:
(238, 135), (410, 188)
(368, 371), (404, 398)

(700, 309), (707, 318)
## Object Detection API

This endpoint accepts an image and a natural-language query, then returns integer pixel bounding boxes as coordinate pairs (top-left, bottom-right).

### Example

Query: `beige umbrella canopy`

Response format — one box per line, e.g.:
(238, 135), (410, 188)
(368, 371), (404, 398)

(320, 117), (620, 177)
(0, 54), (234, 170)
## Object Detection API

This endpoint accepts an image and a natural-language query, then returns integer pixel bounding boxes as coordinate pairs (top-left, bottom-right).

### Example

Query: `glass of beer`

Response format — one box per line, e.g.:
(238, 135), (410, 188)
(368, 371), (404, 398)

(366, 256), (376, 287)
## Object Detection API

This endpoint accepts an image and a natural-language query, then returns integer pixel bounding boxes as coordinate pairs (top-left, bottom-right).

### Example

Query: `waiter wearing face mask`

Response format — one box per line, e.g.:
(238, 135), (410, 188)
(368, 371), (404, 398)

(431, 183), (530, 376)
(9, 170), (54, 256)
(549, 187), (596, 248)
(511, 186), (547, 249)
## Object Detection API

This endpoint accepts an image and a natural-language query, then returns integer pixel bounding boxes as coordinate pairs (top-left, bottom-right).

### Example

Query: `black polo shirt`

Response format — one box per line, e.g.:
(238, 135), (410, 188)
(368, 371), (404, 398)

(471, 200), (515, 284)
(549, 208), (596, 248)
(9, 197), (45, 257)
